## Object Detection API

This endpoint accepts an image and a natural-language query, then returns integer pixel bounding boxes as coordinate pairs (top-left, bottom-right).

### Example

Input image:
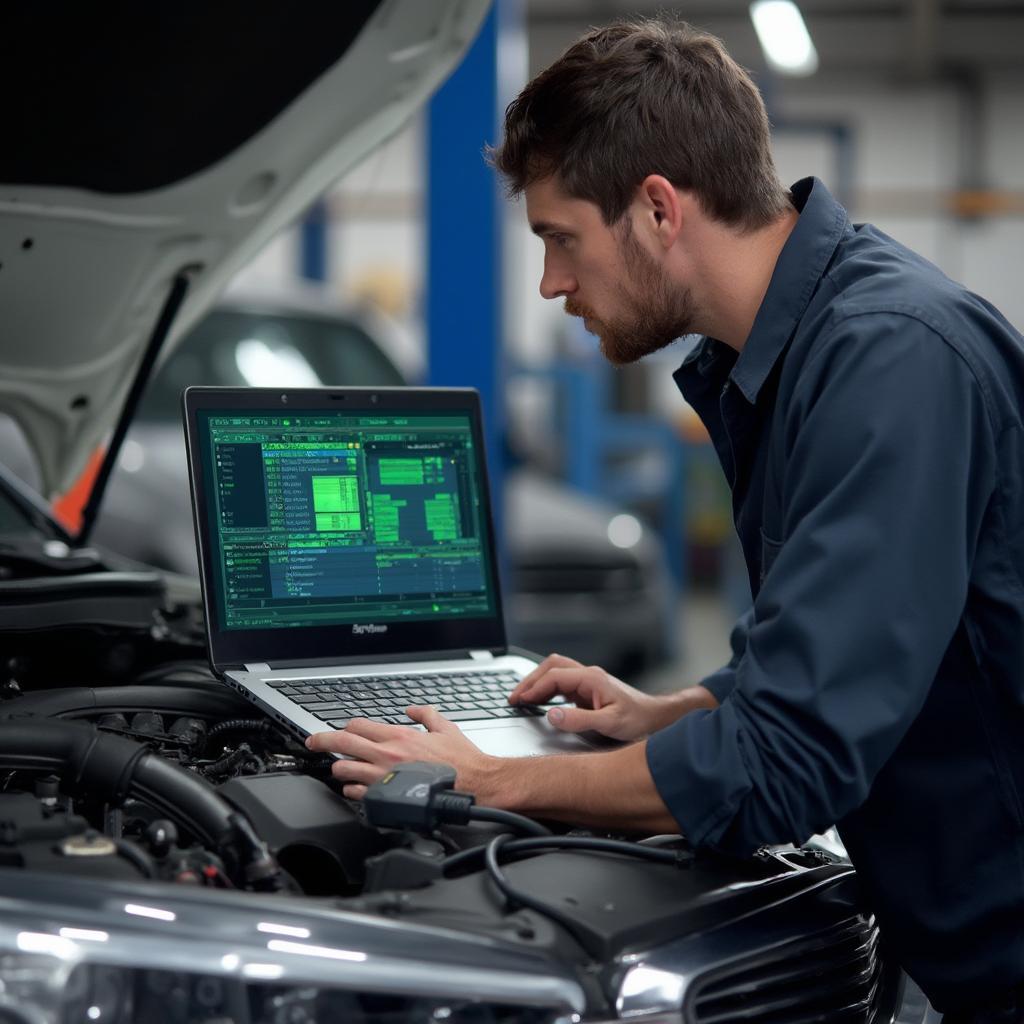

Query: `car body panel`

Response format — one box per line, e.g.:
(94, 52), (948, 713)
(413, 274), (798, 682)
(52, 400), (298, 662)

(0, 0), (489, 498)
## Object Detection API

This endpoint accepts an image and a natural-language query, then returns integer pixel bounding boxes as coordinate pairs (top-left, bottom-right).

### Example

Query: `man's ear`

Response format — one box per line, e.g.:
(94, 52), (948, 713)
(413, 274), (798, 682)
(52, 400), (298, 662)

(638, 175), (684, 249)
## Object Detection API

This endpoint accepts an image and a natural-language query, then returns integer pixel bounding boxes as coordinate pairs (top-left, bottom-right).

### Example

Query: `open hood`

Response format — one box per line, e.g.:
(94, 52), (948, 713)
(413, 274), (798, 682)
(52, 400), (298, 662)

(0, 1), (489, 507)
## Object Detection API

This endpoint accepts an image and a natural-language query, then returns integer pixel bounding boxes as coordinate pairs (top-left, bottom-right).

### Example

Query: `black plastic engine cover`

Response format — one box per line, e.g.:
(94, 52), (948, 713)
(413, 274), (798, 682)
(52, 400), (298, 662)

(218, 773), (386, 895)
(353, 848), (855, 963)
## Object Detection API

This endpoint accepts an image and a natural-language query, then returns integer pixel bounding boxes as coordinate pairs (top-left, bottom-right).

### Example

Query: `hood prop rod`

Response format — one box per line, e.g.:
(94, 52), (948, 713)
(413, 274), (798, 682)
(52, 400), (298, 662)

(76, 266), (199, 546)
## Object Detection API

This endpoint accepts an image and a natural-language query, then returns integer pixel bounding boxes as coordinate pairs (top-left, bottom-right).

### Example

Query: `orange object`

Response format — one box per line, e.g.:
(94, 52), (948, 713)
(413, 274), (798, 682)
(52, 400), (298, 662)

(51, 445), (105, 534)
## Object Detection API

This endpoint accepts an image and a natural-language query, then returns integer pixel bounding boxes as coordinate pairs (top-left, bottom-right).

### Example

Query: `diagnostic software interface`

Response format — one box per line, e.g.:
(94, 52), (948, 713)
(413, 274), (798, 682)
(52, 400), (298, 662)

(200, 411), (496, 630)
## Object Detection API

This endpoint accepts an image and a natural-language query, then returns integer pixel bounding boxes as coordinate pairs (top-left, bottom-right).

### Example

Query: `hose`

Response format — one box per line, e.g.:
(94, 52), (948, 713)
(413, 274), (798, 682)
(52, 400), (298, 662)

(0, 684), (252, 721)
(0, 720), (282, 890)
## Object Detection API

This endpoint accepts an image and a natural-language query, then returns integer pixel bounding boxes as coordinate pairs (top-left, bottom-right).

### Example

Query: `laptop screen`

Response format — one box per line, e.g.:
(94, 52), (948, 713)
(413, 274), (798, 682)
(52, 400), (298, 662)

(184, 388), (507, 667)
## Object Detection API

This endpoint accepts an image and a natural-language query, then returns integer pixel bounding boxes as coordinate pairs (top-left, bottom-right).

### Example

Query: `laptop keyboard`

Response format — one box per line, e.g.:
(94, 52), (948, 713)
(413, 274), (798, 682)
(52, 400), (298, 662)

(264, 669), (542, 729)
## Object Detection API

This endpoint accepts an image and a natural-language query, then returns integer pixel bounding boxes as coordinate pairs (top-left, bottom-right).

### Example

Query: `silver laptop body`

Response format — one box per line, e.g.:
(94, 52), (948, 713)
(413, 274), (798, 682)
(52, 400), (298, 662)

(183, 386), (602, 758)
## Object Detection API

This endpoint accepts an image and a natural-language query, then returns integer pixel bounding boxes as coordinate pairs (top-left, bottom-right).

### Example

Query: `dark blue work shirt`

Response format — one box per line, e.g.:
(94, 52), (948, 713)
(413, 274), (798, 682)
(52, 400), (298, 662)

(646, 177), (1024, 1014)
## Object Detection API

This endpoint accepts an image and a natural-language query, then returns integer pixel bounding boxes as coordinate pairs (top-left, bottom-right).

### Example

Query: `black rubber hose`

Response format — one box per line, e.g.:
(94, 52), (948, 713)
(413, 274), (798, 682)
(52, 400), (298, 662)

(0, 720), (276, 887)
(0, 684), (252, 722)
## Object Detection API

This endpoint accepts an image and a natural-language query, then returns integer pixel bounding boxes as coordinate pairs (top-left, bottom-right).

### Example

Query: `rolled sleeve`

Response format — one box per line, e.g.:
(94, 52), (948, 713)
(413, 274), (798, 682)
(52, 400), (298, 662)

(697, 607), (754, 704)
(648, 314), (996, 854)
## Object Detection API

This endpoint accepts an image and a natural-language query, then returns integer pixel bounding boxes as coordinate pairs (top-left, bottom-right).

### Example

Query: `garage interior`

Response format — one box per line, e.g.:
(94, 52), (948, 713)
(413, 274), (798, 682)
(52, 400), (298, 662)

(0, 3), (1022, 1022)
(212, 0), (1024, 694)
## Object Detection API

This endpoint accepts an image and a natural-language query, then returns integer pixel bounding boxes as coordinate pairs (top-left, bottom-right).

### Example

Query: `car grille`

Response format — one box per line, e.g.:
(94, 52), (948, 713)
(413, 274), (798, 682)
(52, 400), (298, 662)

(688, 916), (884, 1024)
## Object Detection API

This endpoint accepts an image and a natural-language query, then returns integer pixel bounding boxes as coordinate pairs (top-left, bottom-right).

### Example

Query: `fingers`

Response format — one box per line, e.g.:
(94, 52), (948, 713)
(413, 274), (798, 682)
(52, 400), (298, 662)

(546, 703), (613, 735)
(312, 728), (388, 763)
(406, 705), (458, 734)
(330, 758), (381, 785)
(306, 720), (387, 754)
(510, 653), (582, 702)
(513, 666), (605, 708)
(330, 759), (384, 800)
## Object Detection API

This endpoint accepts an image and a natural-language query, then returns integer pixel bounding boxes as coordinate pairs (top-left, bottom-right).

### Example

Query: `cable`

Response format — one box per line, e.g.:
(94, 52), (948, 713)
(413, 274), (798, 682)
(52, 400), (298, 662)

(206, 719), (275, 742)
(483, 834), (604, 960)
(466, 806), (552, 837)
(441, 833), (690, 877)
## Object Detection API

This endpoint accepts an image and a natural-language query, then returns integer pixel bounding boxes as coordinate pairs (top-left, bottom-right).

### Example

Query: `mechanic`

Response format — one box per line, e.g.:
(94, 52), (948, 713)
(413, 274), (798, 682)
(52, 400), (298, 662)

(307, 18), (1024, 1022)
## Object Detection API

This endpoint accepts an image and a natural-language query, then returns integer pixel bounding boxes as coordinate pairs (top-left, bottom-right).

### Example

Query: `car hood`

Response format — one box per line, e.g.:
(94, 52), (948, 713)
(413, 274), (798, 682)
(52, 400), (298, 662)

(0, 1), (488, 504)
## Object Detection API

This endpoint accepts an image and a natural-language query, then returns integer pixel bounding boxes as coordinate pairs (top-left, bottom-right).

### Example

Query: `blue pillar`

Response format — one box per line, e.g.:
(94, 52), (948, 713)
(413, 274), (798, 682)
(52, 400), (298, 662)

(426, 2), (512, 536)
(300, 198), (329, 282)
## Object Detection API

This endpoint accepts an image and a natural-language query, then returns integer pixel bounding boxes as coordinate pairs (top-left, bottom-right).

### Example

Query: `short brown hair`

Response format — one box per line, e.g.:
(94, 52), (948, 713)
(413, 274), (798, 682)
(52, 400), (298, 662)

(489, 17), (790, 230)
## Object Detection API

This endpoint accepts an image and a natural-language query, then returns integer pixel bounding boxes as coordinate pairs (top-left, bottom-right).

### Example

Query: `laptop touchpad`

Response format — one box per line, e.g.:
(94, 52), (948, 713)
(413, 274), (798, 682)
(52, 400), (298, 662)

(461, 717), (610, 757)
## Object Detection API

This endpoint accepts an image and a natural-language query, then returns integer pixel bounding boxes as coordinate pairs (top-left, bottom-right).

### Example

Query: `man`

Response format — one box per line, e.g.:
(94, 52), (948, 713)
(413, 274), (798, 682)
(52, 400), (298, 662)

(308, 18), (1024, 1021)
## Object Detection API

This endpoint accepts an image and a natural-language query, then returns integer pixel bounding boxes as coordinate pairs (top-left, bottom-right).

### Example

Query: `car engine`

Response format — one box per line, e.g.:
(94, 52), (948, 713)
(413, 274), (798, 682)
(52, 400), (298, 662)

(0, 568), (906, 1023)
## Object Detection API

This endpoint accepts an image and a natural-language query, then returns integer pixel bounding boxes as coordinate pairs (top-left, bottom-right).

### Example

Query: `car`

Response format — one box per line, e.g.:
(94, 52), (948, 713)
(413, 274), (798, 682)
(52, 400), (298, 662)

(0, 5), (932, 1021)
(87, 286), (676, 679)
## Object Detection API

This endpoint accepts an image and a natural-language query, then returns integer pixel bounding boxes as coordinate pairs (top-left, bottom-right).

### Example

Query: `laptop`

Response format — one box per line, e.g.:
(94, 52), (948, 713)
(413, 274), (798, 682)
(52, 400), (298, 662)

(182, 386), (604, 758)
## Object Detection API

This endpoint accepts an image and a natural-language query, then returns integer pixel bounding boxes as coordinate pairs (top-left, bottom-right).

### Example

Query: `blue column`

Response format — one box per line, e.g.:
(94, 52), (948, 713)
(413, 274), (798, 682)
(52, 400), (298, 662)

(426, 2), (511, 535)
(300, 198), (329, 282)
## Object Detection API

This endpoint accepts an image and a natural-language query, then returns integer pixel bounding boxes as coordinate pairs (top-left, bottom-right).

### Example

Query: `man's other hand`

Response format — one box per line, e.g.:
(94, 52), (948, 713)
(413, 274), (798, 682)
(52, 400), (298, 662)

(306, 707), (498, 801)
(509, 653), (719, 742)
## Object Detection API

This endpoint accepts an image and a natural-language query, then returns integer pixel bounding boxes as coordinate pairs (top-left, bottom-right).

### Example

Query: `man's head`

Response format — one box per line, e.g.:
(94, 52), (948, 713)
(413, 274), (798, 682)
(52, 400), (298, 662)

(489, 17), (791, 361)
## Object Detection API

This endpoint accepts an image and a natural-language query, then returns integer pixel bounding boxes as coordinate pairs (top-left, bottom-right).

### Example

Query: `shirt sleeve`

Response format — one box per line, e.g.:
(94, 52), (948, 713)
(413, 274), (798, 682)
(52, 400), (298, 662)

(698, 607), (754, 704)
(647, 313), (997, 854)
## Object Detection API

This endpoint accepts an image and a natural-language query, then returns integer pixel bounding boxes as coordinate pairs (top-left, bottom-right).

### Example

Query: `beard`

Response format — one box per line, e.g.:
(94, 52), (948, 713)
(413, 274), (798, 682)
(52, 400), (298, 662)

(565, 223), (699, 366)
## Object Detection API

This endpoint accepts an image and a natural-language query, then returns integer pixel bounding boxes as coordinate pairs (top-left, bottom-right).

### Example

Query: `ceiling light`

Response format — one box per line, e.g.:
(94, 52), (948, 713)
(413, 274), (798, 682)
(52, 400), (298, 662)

(749, 1), (819, 76)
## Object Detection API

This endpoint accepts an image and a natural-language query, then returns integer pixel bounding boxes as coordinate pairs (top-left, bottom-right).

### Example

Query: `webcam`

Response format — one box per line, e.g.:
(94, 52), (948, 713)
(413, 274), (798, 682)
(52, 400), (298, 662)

(280, 394), (288, 404)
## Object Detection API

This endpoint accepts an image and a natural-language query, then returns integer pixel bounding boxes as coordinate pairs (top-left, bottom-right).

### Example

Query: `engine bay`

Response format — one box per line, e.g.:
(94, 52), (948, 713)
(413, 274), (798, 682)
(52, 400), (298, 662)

(0, 563), (900, 1023)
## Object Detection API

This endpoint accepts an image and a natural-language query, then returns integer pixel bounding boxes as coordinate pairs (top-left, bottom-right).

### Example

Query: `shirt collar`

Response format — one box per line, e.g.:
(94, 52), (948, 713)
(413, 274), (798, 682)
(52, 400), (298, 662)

(724, 177), (849, 404)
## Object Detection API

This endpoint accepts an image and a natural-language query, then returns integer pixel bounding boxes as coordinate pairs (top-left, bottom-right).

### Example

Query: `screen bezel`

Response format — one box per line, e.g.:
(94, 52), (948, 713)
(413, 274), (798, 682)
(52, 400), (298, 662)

(182, 386), (507, 669)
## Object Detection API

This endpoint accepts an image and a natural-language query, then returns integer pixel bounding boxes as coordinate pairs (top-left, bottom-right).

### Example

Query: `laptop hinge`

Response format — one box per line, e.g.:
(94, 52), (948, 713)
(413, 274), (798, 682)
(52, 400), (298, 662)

(468, 650), (495, 662)
(243, 663), (273, 674)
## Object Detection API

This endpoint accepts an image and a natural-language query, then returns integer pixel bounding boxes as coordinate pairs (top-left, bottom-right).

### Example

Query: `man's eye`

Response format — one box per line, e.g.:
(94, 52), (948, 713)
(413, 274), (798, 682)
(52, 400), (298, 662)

(550, 234), (570, 249)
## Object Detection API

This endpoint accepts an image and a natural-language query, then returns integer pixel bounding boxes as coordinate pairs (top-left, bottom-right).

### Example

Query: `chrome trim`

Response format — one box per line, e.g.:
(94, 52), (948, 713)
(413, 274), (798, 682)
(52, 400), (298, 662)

(614, 868), (864, 1018)
(0, 869), (585, 1014)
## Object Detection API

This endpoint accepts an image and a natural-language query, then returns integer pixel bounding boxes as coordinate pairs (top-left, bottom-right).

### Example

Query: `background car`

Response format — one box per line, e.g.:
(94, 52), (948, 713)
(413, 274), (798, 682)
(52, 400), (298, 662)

(90, 288), (677, 678)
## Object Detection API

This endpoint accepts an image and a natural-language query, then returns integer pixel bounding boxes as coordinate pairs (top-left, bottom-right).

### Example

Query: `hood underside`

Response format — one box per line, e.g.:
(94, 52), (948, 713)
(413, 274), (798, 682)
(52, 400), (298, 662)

(0, 0), (489, 501)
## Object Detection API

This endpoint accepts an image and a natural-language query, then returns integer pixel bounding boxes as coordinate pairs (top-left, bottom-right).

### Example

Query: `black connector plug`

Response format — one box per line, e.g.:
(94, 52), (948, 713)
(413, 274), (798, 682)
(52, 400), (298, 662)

(363, 761), (475, 832)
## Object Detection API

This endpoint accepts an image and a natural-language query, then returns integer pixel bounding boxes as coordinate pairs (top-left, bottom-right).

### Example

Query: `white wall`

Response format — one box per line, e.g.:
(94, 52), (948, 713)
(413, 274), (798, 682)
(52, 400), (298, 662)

(769, 75), (1024, 331)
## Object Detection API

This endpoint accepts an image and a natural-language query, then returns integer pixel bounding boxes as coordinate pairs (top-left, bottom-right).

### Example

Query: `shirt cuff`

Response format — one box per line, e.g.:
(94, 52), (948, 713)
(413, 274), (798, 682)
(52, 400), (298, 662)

(700, 665), (737, 704)
(645, 701), (756, 854)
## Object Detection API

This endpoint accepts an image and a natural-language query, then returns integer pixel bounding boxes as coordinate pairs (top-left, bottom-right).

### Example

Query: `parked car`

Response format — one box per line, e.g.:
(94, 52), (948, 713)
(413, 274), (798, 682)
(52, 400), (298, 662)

(0, 4), (932, 1022)
(90, 288), (676, 679)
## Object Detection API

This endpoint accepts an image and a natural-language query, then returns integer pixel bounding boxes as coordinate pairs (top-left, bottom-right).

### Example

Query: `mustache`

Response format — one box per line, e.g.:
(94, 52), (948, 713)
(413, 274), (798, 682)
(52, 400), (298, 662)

(563, 298), (593, 319)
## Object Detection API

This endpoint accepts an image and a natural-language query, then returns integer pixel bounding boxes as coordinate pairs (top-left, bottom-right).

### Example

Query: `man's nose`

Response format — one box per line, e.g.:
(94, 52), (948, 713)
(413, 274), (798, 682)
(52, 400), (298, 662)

(539, 261), (575, 300)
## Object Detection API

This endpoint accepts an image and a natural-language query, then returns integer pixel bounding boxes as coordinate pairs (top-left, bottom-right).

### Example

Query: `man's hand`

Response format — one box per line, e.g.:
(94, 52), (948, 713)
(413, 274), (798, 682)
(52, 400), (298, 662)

(306, 697), (683, 834)
(509, 653), (718, 742)
(305, 706), (499, 801)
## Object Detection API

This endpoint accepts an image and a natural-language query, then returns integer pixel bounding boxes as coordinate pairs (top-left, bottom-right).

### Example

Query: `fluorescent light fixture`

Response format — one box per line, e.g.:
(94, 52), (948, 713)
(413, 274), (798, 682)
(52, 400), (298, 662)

(750, 1), (819, 76)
